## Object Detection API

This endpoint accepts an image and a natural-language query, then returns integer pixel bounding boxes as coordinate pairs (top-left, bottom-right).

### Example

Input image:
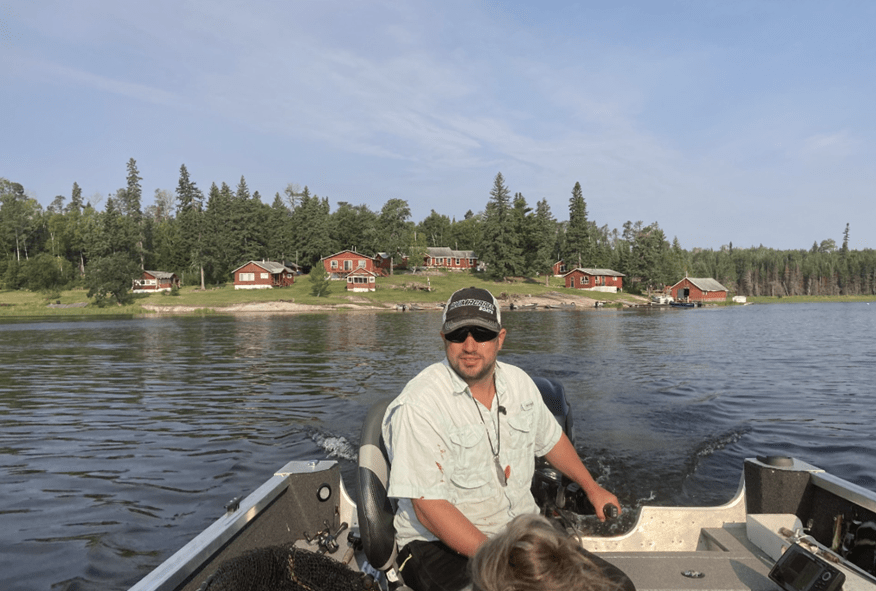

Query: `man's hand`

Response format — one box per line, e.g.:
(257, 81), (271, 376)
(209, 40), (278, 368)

(543, 433), (622, 522)
(584, 485), (621, 521)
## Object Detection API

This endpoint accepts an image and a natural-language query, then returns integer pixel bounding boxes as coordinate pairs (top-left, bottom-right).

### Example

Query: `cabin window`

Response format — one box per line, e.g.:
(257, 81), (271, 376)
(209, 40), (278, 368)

(331, 260), (338, 269)
(240, 272), (255, 282)
(344, 260), (352, 271)
(583, 276), (590, 284)
(358, 260), (365, 268)
(455, 258), (460, 265)
(260, 273), (269, 280)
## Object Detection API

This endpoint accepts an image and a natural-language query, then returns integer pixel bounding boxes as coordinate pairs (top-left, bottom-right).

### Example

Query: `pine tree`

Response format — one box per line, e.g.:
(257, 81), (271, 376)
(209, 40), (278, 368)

(532, 198), (557, 284)
(203, 182), (235, 284)
(291, 187), (333, 271)
(119, 158), (145, 269)
(564, 182), (591, 269)
(267, 193), (295, 263)
(480, 173), (521, 280)
(175, 164), (206, 288)
(66, 182), (83, 214)
(308, 261), (332, 297)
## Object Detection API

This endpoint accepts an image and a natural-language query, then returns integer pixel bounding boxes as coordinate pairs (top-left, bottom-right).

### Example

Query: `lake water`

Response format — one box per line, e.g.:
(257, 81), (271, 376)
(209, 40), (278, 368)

(1, 302), (874, 590)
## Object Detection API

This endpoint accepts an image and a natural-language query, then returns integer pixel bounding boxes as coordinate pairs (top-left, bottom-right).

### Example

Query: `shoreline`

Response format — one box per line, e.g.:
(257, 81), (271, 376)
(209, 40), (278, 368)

(140, 291), (612, 315)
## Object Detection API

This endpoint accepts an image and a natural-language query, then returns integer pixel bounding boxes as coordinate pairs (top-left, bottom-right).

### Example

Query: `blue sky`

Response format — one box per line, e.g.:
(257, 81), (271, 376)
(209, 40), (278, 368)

(2, 0), (874, 250)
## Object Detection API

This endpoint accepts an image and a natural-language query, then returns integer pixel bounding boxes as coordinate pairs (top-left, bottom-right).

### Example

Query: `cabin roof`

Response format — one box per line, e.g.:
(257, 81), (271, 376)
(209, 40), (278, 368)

(564, 267), (625, 277)
(320, 249), (376, 261)
(425, 247), (477, 258)
(232, 261), (293, 274)
(143, 270), (177, 279)
(676, 277), (729, 292)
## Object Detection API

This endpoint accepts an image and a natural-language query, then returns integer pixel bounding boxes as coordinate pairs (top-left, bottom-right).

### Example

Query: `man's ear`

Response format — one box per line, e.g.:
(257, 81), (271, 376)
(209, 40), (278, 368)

(496, 328), (507, 350)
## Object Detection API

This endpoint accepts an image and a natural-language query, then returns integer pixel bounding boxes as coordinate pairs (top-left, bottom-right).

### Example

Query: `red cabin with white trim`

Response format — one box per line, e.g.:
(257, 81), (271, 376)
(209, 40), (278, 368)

(133, 271), (180, 293)
(563, 268), (625, 292)
(232, 261), (296, 289)
(321, 250), (377, 279)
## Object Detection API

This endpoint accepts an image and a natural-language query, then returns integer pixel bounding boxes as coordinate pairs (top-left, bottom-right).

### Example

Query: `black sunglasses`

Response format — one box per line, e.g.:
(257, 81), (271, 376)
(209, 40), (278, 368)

(444, 326), (499, 343)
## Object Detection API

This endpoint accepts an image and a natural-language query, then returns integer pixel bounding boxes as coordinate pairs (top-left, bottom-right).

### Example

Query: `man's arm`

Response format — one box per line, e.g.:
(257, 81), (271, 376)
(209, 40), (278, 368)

(543, 432), (621, 521)
(411, 498), (488, 557)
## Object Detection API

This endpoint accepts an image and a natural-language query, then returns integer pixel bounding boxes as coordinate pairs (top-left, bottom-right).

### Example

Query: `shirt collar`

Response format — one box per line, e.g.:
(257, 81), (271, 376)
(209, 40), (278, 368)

(442, 359), (506, 398)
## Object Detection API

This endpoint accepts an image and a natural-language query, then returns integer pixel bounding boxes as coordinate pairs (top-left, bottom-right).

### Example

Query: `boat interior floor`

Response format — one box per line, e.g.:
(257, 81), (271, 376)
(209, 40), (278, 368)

(600, 523), (774, 591)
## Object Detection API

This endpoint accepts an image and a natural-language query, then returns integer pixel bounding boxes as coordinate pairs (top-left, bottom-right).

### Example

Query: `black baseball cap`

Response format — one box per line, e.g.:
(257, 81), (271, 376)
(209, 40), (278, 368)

(441, 287), (502, 334)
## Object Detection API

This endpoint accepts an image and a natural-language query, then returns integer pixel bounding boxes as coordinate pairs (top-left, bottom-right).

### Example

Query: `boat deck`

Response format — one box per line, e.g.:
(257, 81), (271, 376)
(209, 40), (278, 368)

(131, 458), (876, 591)
(602, 524), (774, 591)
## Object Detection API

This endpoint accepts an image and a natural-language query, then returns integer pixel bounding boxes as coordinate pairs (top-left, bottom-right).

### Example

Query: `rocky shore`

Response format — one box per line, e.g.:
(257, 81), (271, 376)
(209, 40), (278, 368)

(140, 290), (638, 314)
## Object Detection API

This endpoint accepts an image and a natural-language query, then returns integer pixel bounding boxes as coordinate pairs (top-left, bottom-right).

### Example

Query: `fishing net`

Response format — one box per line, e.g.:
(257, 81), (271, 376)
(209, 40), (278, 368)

(200, 545), (378, 591)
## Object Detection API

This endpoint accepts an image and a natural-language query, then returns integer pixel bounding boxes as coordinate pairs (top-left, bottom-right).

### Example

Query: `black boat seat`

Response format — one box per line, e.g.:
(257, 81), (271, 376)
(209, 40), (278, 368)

(355, 378), (574, 578)
(356, 397), (398, 574)
(531, 376), (575, 447)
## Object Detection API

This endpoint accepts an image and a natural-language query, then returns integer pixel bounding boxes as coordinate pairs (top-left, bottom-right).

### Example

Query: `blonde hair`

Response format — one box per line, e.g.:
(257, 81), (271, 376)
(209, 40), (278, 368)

(471, 514), (618, 591)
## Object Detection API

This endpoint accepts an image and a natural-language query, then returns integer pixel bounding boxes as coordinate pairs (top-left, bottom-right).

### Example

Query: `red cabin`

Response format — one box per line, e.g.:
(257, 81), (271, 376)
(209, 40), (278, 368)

(232, 261), (296, 289)
(321, 250), (377, 279)
(563, 268), (625, 292)
(424, 247), (478, 271)
(133, 271), (180, 293)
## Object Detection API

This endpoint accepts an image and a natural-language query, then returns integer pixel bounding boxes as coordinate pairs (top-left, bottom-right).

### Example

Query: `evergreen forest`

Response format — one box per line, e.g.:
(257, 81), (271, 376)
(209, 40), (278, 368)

(3, 161), (875, 304)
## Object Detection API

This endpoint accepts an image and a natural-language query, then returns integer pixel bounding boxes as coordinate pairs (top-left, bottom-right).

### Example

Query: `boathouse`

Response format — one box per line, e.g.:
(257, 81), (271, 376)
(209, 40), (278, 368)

(564, 268), (625, 292)
(670, 277), (729, 302)
(132, 271), (180, 293)
(232, 261), (296, 289)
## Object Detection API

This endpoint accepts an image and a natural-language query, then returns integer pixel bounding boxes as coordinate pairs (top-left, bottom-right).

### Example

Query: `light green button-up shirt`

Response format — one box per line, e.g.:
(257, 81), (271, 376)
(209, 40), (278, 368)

(382, 360), (562, 550)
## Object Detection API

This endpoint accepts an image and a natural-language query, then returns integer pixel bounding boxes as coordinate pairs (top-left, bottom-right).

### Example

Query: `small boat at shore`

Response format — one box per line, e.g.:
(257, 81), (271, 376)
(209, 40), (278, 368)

(650, 295), (673, 305)
(545, 302), (576, 309)
(670, 301), (700, 308)
(509, 302), (537, 310)
(130, 379), (876, 591)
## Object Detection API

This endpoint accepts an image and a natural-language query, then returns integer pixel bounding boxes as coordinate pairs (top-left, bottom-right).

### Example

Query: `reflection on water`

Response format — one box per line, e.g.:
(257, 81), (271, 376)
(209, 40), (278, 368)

(1, 303), (875, 590)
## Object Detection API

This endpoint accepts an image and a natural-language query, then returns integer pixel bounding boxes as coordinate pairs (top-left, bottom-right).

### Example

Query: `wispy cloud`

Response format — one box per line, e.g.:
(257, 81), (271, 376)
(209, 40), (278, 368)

(2, 0), (875, 249)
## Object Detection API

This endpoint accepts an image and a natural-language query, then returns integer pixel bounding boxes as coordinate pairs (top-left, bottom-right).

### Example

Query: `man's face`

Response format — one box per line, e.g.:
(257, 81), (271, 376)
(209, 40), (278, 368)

(442, 326), (507, 386)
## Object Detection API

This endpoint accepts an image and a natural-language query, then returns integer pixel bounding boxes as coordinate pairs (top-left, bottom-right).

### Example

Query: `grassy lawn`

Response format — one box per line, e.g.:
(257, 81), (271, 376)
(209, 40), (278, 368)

(747, 294), (876, 304)
(0, 270), (644, 317)
(7, 276), (871, 318)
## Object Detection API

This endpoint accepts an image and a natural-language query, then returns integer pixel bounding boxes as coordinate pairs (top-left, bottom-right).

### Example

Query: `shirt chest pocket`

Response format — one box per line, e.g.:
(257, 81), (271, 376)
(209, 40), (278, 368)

(504, 405), (536, 486)
(447, 426), (492, 495)
(506, 404), (534, 447)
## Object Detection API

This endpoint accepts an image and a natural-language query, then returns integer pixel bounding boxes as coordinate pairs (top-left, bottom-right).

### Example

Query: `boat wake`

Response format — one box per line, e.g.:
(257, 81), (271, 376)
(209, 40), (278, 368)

(308, 430), (357, 461)
(685, 426), (751, 474)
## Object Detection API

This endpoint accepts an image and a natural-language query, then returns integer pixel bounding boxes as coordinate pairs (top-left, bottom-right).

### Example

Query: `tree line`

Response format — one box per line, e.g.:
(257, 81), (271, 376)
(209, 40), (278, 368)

(2, 161), (875, 304)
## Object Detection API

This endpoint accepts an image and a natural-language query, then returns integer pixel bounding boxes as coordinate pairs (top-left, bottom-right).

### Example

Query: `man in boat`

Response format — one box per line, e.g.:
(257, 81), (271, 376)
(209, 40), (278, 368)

(382, 286), (621, 591)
